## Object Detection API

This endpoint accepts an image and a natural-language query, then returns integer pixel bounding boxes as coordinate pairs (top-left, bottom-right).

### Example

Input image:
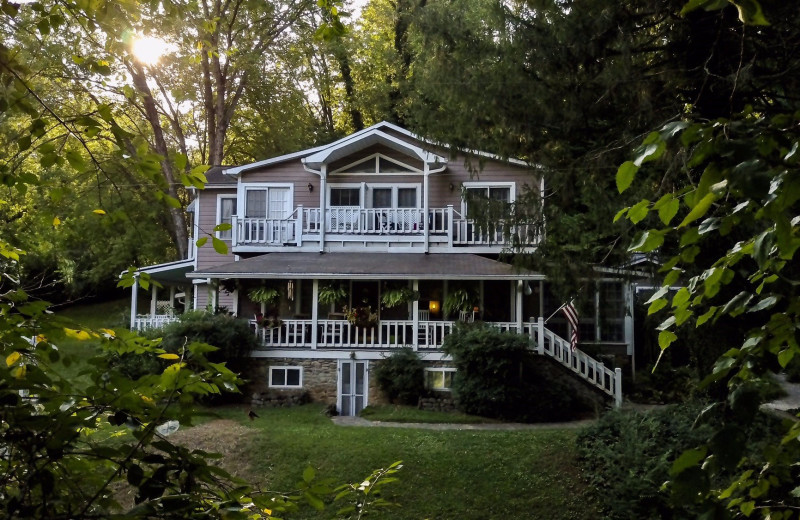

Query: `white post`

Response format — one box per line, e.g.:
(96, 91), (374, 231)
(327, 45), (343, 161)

(130, 276), (139, 330)
(537, 316), (544, 355)
(150, 285), (158, 316)
(296, 205), (304, 246)
(515, 280), (523, 333)
(319, 167), (327, 252)
(412, 280), (420, 351)
(169, 286), (176, 314)
(311, 279), (319, 349)
(614, 367), (623, 408)
(423, 166), (430, 253)
(447, 205), (454, 248)
(231, 215), (238, 247)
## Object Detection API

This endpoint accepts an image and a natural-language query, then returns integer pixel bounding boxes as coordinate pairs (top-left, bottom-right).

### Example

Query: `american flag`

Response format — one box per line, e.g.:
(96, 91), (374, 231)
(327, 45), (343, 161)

(561, 301), (579, 351)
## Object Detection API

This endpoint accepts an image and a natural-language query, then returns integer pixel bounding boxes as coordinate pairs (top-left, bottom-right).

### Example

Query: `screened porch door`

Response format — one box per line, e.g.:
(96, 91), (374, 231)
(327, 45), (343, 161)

(338, 360), (368, 416)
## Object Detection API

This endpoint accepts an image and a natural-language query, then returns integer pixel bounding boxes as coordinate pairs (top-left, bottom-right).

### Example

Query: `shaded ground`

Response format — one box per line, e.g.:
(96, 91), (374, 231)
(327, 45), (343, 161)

(169, 418), (260, 482)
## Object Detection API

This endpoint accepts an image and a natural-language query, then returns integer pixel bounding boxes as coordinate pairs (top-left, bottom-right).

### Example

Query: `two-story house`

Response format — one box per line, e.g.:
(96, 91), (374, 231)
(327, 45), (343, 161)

(128, 122), (630, 413)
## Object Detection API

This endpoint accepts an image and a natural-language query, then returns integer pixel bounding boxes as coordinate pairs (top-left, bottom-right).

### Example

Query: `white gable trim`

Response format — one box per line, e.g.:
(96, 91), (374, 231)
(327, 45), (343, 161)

(331, 152), (424, 175)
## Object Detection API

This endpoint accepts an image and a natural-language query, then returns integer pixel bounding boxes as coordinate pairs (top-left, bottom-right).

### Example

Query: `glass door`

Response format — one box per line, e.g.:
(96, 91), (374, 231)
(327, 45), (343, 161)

(338, 360), (368, 416)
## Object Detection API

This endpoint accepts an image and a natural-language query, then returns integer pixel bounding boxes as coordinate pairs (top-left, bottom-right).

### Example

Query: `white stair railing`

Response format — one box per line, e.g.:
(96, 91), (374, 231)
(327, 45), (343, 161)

(531, 317), (622, 408)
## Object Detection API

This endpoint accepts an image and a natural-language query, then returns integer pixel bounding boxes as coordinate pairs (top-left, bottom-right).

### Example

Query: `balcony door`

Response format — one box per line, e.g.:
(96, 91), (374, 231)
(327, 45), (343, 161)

(369, 185), (419, 231)
(241, 186), (292, 243)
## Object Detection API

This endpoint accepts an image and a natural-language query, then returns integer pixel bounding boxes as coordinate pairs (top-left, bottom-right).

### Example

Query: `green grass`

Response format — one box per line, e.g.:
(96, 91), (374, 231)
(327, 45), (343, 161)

(209, 404), (597, 519)
(47, 299), (130, 382)
(360, 404), (499, 424)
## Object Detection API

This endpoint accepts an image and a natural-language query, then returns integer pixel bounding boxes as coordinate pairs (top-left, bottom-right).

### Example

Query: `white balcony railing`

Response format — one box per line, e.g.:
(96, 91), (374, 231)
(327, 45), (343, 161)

(232, 206), (541, 248)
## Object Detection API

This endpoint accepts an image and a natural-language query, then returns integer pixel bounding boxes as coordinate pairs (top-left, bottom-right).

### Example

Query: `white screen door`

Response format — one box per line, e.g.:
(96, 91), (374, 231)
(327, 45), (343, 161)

(339, 360), (368, 416)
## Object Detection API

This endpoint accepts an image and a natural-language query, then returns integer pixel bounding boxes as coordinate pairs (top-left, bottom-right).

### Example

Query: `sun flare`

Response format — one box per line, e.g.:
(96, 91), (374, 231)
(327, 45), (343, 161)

(131, 36), (168, 66)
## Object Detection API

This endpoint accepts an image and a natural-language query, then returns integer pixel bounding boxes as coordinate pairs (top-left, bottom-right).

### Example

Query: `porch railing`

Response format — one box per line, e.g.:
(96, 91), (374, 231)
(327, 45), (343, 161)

(252, 316), (621, 406)
(232, 206), (541, 247)
(132, 314), (178, 331)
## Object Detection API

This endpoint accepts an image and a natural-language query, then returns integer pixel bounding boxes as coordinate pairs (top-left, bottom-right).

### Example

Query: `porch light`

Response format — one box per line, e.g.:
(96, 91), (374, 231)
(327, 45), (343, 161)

(307, 182), (313, 192)
(429, 300), (440, 314)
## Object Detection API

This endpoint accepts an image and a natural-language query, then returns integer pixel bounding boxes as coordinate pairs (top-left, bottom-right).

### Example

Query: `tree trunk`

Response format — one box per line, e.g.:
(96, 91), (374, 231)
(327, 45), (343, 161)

(129, 62), (189, 259)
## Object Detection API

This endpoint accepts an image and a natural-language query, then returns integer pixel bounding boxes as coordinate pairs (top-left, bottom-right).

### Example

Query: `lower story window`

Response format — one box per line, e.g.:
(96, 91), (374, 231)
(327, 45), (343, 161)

(269, 366), (303, 388)
(425, 367), (456, 391)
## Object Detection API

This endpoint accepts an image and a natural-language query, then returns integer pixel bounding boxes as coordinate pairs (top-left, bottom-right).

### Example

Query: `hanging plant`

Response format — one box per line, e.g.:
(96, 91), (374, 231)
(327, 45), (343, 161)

(318, 283), (347, 306)
(444, 288), (477, 318)
(343, 305), (378, 329)
(380, 287), (420, 308)
(248, 287), (280, 305)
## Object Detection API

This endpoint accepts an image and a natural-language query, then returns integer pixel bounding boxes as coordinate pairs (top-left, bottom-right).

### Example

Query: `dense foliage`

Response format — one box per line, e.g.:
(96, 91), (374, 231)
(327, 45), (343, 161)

(442, 324), (589, 422)
(373, 347), (425, 405)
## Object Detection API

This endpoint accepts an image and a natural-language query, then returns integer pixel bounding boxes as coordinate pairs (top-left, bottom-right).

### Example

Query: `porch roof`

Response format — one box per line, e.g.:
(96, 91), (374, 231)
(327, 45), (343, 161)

(187, 253), (544, 281)
(133, 259), (194, 283)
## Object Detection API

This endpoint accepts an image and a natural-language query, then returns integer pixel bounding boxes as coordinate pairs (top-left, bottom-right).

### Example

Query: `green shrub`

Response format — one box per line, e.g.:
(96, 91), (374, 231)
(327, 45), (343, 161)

(374, 347), (425, 405)
(158, 311), (258, 363)
(442, 323), (589, 422)
(576, 403), (714, 520)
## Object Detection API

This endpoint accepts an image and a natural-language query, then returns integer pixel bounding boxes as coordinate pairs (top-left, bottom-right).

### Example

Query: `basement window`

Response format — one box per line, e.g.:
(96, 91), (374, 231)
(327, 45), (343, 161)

(269, 366), (303, 388)
(425, 367), (456, 391)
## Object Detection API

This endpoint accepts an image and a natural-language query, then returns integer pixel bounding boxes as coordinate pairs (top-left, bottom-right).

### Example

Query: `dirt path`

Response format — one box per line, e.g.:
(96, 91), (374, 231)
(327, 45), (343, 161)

(330, 415), (595, 430)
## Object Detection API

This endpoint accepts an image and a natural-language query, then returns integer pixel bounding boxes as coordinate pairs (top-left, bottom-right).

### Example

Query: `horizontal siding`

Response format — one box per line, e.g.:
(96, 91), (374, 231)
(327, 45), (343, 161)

(195, 189), (235, 271)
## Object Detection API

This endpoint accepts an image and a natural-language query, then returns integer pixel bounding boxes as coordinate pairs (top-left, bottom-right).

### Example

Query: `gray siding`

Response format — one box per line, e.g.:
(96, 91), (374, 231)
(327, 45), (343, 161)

(196, 188), (236, 271)
(240, 163), (319, 209)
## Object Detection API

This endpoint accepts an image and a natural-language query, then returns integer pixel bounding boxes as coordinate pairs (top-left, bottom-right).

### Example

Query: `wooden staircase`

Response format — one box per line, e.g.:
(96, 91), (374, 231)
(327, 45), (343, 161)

(529, 318), (623, 407)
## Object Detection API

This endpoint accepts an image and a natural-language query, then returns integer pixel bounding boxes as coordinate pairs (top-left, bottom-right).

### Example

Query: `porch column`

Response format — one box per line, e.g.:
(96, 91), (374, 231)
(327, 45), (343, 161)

(625, 283), (636, 381)
(169, 286), (176, 314)
(423, 165), (430, 253)
(311, 279), (319, 349)
(447, 205), (454, 248)
(412, 280), (419, 351)
(130, 276), (139, 330)
(150, 285), (158, 316)
(537, 317), (545, 355)
(319, 167), (327, 253)
(296, 205), (304, 247)
(515, 280), (524, 332)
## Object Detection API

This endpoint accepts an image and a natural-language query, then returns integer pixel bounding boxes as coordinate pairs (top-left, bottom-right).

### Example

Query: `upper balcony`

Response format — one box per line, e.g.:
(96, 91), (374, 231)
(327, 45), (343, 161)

(231, 206), (541, 253)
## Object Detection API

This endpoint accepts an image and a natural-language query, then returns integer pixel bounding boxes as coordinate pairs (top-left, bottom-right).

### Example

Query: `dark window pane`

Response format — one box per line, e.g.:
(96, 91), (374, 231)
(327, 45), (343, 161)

(271, 368), (285, 386)
(286, 368), (300, 386)
(331, 188), (360, 206)
(372, 188), (391, 208)
(398, 188), (416, 208)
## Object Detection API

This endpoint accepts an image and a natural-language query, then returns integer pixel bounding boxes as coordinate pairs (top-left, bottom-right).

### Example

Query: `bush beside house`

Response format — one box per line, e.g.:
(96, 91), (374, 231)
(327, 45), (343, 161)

(443, 324), (592, 422)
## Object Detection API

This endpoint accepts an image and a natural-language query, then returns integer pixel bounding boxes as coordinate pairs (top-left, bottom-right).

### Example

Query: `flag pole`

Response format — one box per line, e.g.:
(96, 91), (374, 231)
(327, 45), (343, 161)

(544, 303), (566, 324)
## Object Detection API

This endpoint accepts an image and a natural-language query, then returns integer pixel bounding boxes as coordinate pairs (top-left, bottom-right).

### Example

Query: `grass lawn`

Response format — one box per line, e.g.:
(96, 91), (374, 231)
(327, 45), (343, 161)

(360, 404), (500, 424)
(202, 405), (597, 520)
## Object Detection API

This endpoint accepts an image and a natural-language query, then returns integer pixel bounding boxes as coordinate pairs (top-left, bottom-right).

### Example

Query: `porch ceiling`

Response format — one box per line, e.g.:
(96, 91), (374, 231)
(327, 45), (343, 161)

(134, 259), (194, 283)
(187, 253), (544, 281)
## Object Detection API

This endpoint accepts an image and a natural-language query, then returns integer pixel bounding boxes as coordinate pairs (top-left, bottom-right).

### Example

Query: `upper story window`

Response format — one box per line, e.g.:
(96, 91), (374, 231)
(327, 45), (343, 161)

(217, 195), (237, 240)
(333, 153), (422, 175)
(330, 187), (361, 206)
(369, 184), (419, 209)
(242, 186), (291, 219)
(462, 182), (515, 219)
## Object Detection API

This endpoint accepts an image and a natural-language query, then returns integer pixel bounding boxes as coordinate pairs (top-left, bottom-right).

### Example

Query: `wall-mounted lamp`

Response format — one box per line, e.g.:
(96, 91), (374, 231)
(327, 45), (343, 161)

(429, 300), (440, 314)
(307, 183), (314, 192)
(449, 182), (455, 192)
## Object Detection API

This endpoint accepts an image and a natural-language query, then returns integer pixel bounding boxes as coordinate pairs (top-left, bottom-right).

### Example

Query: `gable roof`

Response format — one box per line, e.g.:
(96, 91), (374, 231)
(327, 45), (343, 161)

(222, 121), (531, 177)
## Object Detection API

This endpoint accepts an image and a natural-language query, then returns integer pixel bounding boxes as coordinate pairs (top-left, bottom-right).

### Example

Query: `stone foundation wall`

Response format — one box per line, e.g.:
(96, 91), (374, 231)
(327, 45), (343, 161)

(418, 395), (457, 412)
(247, 358), (338, 406)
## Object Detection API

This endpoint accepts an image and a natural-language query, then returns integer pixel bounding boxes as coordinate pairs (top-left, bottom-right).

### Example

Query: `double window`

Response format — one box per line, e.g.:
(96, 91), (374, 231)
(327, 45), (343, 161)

(269, 366), (303, 388)
(371, 186), (418, 209)
(242, 186), (292, 219)
(462, 183), (514, 219)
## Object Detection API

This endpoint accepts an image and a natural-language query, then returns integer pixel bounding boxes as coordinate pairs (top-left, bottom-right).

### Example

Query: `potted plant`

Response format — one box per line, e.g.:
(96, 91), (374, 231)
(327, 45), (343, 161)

(444, 288), (477, 319)
(318, 282), (347, 307)
(380, 287), (420, 308)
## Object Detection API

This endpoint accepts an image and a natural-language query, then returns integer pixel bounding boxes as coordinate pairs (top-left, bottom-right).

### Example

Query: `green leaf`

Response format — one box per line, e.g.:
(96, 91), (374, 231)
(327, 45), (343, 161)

(195, 237), (208, 247)
(658, 330), (677, 350)
(696, 307), (717, 327)
(212, 237), (228, 255)
(658, 198), (680, 225)
(616, 161), (638, 193)
(213, 223), (231, 232)
(678, 193), (716, 228)
(65, 150), (85, 170)
(731, 0), (769, 25)
(778, 348), (794, 368)
(627, 200), (650, 224)
(670, 447), (707, 476)
(303, 466), (315, 484)
(613, 207), (628, 223)
(18, 135), (31, 152)
(629, 230), (664, 252)
(747, 296), (777, 313)
(648, 298), (667, 315)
